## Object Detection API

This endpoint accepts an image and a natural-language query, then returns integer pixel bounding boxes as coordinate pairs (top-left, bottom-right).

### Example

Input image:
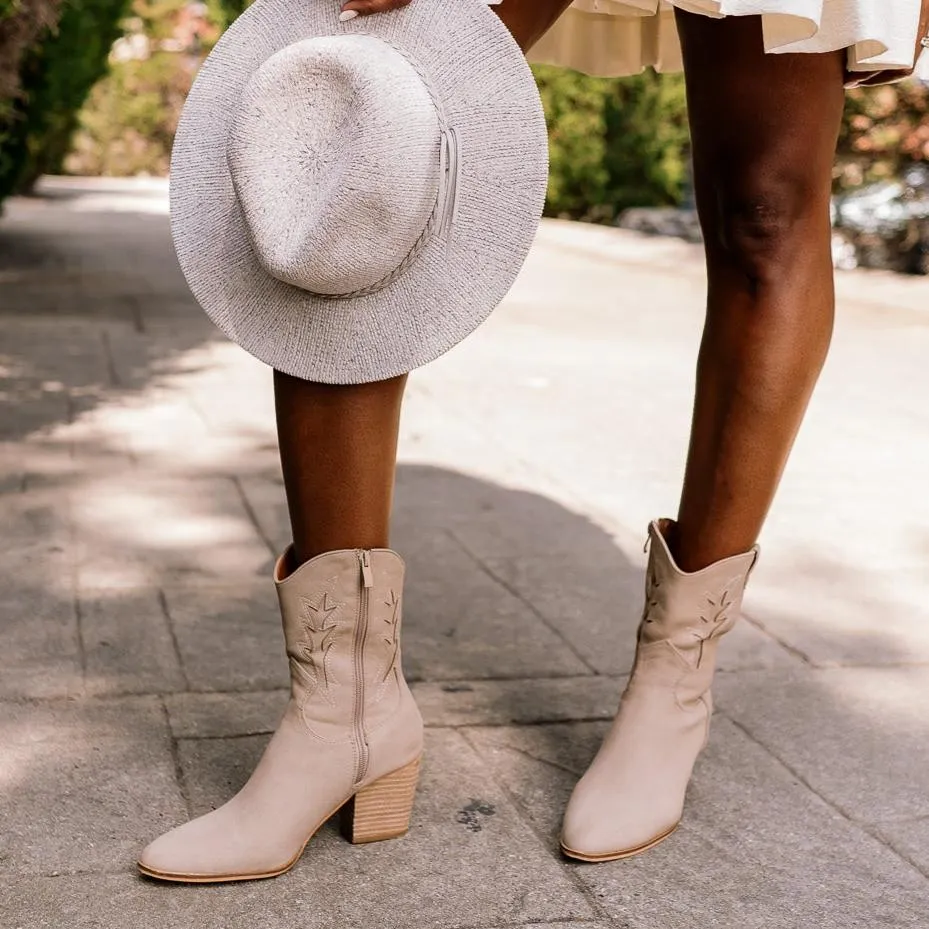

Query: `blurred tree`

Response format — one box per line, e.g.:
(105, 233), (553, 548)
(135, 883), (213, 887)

(4, 1), (926, 219)
(65, 0), (241, 176)
(0, 0), (129, 199)
(534, 64), (690, 221)
(0, 0), (63, 185)
(837, 81), (929, 188)
(66, 0), (221, 176)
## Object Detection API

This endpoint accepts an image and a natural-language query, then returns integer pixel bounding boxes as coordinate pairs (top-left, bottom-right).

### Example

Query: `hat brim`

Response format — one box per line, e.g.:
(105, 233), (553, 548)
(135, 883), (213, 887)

(169, 0), (549, 384)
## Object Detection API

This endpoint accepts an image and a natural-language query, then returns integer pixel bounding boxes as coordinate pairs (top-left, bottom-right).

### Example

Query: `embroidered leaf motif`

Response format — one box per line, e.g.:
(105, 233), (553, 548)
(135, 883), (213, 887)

(691, 585), (738, 666)
(300, 592), (340, 689)
(381, 588), (402, 682)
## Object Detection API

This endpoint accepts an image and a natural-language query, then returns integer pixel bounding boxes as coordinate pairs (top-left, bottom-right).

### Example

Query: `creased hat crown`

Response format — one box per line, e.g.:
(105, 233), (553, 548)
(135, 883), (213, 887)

(228, 35), (442, 297)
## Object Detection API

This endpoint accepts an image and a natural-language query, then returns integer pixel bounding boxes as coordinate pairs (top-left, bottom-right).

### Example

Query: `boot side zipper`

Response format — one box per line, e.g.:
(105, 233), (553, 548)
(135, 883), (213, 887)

(352, 550), (373, 786)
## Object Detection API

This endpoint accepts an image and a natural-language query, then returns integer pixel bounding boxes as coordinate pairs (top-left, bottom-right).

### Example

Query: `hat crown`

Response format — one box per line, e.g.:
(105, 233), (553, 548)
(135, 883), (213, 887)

(228, 35), (442, 297)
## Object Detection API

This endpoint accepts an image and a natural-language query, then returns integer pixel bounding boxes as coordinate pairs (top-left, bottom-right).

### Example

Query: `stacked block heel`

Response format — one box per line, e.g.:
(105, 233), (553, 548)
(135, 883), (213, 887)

(341, 756), (422, 845)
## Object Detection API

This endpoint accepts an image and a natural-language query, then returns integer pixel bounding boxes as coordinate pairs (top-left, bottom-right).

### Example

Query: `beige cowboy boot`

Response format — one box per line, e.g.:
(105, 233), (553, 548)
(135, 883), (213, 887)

(138, 548), (423, 882)
(561, 519), (758, 862)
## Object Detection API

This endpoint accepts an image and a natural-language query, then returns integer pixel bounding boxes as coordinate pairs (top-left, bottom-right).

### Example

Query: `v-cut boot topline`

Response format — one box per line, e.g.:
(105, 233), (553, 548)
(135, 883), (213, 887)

(561, 519), (759, 863)
(138, 548), (424, 883)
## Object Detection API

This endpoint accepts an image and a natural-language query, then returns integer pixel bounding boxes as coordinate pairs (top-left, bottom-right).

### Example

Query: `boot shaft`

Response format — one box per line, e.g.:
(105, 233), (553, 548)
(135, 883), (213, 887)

(640, 520), (759, 650)
(274, 548), (409, 770)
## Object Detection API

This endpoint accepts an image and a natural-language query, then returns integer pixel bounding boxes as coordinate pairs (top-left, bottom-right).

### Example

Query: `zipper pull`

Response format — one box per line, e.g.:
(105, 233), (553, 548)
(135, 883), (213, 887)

(359, 550), (373, 588)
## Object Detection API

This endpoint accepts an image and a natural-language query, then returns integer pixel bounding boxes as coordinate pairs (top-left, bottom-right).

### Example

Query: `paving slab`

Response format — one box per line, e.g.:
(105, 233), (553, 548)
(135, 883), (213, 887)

(72, 474), (273, 590)
(164, 579), (288, 692)
(3, 486), (72, 582)
(0, 874), (602, 929)
(412, 676), (624, 728)
(743, 561), (929, 667)
(80, 588), (186, 696)
(399, 528), (592, 681)
(164, 690), (287, 739)
(0, 586), (82, 699)
(465, 718), (929, 928)
(145, 727), (597, 928)
(4, 181), (929, 928)
(236, 473), (290, 554)
(714, 666), (929, 823)
(166, 676), (623, 738)
(0, 697), (185, 875)
(873, 818), (929, 877)
(1, 487), (81, 699)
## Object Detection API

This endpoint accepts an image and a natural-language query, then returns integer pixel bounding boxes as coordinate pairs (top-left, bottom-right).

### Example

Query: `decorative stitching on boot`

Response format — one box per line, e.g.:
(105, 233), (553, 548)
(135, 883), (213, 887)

(380, 588), (401, 684)
(299, 591), (342, 696)
(691, 577), (742, 668)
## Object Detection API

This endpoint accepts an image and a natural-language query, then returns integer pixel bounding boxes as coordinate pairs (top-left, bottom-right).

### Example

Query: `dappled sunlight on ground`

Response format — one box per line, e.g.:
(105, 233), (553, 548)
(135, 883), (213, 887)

(1, 181), (928, 923)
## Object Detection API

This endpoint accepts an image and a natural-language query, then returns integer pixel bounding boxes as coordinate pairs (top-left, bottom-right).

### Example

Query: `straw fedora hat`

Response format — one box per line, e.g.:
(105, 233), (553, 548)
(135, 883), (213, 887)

(169, 0), (549, 384)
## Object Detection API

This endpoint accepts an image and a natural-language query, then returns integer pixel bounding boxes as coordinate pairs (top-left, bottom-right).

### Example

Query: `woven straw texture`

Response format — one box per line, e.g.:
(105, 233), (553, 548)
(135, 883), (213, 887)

(170, 0), (549, 384)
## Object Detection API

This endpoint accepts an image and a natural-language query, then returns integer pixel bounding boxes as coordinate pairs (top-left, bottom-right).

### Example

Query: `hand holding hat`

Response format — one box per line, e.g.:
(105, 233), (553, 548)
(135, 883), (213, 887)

(338, 0), (412, 20)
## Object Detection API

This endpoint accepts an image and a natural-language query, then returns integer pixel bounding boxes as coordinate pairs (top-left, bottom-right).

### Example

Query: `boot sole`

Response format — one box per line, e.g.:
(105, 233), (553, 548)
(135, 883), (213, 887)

(560, 821), (679, 863)
(137, 756), (421, 884)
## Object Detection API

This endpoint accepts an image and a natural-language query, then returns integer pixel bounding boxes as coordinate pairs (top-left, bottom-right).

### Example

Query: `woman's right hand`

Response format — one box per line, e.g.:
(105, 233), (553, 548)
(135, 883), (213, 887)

(340, 0), (413, 20)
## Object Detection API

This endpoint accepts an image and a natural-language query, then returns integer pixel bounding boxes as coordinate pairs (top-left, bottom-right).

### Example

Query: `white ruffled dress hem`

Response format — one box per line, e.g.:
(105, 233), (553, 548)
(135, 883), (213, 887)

(486, 0), (922, 78)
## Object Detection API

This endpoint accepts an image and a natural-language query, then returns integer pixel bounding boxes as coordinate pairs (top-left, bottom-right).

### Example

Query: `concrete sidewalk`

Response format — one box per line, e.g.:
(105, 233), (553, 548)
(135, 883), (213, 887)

(1, 177), (928, 928)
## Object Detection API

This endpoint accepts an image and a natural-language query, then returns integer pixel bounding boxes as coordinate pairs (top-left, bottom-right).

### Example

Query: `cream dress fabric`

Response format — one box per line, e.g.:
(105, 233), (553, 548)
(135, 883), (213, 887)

(486, 1), (923, 79)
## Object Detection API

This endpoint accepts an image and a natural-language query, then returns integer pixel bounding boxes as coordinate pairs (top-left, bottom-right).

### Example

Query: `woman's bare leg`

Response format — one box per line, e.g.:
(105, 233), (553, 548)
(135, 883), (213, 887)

(491, 0), (575, 49)
(273, 0), (572, 570)
(670, 11), (847, 571)
(274, 372), (407, 565)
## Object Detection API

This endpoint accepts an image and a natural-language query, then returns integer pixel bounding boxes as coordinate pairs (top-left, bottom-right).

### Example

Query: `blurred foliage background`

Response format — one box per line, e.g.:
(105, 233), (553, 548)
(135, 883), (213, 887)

(1, 0), (928, 217)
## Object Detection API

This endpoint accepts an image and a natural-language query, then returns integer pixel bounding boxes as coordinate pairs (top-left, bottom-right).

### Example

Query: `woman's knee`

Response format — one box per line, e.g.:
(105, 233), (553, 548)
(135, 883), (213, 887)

(709, 170), (832, 289)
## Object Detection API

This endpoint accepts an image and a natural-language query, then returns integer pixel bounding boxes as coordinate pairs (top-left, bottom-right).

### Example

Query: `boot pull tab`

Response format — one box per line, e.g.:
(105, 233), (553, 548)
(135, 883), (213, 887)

(359, 550), (374, 588)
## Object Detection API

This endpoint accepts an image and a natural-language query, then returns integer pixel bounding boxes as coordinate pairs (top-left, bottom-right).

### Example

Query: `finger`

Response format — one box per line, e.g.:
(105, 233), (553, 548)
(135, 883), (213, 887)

(341, 0), (412, 18)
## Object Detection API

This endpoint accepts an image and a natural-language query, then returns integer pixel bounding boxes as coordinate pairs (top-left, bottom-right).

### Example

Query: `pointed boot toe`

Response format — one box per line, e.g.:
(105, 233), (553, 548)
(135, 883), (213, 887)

(137, 818), (224, 882)
(561, 764), (681, 862)
(138, 804), (283, 882)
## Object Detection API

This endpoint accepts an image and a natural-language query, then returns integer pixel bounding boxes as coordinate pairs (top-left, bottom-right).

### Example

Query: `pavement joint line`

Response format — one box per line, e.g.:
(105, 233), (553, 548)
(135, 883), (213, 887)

(413, 671), (606, 684)
(446, 920), (610, 929)
(157, 588), (191, 692)
(177, 731), (275, 743)
(457, 726), (612, 924)
(169, 717), (619, 742)
(445, 717), (611, 732)
(458, 729), (587, 779)
(721, 712), (929, 883)
(160, 695), (193, 819)
(99, 328), (121, 389)
(230, 474), (278, 559)
(125, 293), (146, 334)
(447, 528), (600, 676)
(7, 664), (926, 708)
(739, 608), (814, 666)
(73, 594), (88, 688)
(1, 868), (137, 879)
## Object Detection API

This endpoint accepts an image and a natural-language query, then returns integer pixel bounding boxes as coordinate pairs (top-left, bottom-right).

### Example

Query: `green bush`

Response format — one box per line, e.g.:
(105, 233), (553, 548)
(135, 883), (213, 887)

(0, 0), (63, 183)
(0, 0), (129, 200)
(65, 0), (227, 177)
(837, 81), (929, 188)
(534, 64), (690, 221)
